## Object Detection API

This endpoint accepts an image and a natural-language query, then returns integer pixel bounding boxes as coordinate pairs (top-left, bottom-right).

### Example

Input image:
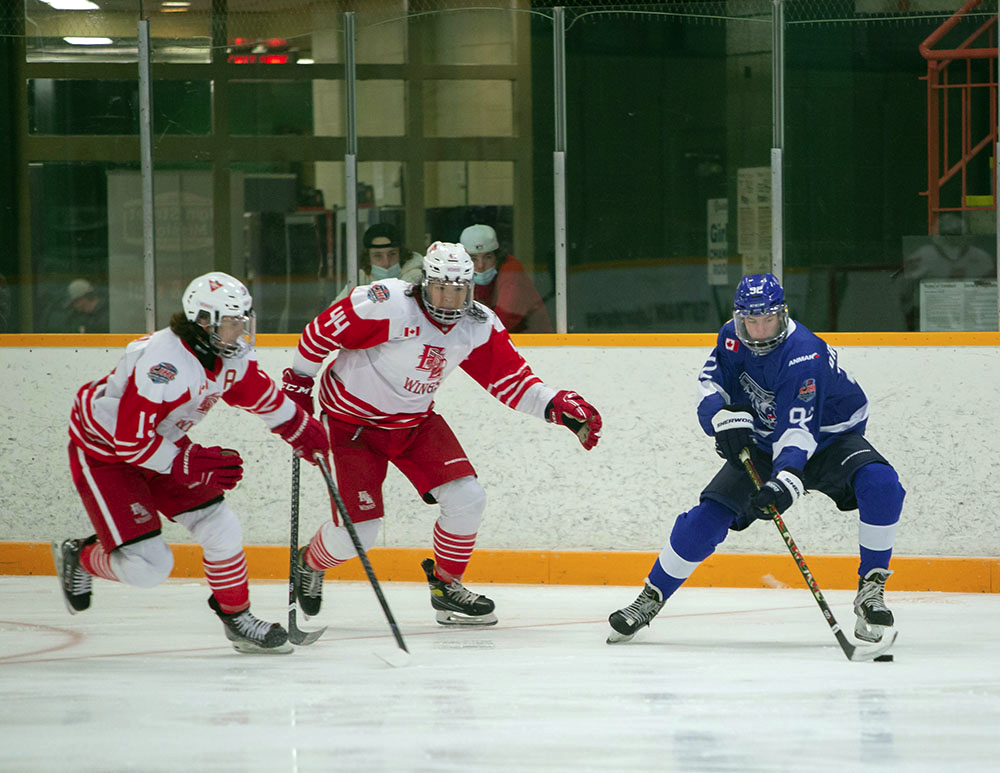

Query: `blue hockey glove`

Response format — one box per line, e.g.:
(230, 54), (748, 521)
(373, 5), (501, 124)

(711, 404), (754, 468)
(750, 468), (805, 518)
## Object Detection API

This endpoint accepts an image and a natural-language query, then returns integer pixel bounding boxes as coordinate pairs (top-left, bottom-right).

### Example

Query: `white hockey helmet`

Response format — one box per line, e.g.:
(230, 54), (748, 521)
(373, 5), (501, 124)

(181, 271), (255, 359)
(459, 224), (499, 255)
(421, 241), (474, 324)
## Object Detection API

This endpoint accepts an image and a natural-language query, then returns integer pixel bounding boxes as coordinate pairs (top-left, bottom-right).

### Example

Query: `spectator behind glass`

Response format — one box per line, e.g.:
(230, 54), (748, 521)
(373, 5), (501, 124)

(46, 278), (110, 334)
(460, 224), (553, 334)
(334, 223), (424, 301)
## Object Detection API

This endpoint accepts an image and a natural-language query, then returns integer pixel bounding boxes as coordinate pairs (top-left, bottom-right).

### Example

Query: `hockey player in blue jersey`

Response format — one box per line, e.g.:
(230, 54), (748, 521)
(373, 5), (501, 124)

(607, 273), (905, 645)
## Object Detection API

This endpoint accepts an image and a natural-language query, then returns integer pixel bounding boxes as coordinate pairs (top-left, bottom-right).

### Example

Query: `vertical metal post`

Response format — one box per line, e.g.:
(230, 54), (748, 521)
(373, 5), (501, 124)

(344, 12), (359, 291)
(138, 17), (157, 332)
(553, 7), (568, 333)
(770, 0), (784, 284)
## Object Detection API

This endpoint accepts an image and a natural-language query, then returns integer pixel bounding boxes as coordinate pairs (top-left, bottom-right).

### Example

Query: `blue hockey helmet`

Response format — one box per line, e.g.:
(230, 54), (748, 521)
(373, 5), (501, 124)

(732, 273), (789, 355)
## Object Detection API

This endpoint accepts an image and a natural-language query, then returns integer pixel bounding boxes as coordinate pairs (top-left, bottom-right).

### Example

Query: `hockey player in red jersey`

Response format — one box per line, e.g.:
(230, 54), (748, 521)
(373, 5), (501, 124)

(53, 272), (329, 654)
(282, 241), (602, 625)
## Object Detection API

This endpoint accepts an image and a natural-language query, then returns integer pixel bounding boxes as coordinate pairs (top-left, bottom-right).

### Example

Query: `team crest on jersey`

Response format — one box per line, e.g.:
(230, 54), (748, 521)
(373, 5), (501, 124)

(415, 344), (446, 380)
(367, 284), (391, 303)
(148, 362), (178, 384)
(725, 337), (739, 352)
(738, 372), (777, 429)
(358, 491), (376, 511)
(130, 502), (153, 524)
(798, 378), (817, 402)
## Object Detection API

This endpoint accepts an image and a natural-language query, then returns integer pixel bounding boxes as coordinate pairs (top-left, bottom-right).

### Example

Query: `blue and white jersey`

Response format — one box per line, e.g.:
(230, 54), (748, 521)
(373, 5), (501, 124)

(696, 319), (870, 472)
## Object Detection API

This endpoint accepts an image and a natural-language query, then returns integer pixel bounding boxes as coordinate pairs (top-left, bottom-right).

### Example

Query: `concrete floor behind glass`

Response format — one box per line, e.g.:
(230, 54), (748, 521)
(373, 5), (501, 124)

(0, 575), (997, 773)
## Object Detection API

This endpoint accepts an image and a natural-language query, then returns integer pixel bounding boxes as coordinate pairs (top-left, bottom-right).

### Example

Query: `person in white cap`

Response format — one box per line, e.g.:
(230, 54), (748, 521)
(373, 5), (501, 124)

(282, 241), (600, 627)
(46, 278), (109, 333)
(459, 224), (553, 334)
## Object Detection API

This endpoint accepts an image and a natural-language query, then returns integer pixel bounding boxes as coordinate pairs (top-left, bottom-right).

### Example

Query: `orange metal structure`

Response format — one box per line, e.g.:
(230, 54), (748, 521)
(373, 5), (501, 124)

(920, 0), (998, 234)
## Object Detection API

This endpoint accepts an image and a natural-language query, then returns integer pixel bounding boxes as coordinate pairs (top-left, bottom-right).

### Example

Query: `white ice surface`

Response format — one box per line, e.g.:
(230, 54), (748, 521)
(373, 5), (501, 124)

(1, 577), (997, 772)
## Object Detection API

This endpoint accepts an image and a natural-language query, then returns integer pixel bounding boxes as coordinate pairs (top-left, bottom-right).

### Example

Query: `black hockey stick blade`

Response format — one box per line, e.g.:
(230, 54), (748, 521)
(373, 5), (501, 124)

(288, 454), (327, 646)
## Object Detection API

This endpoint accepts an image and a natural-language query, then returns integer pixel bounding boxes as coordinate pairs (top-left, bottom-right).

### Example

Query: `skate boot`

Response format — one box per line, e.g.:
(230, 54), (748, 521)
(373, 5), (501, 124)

(51, 536), (96, 614)
(207, 596), (292, 654)
(854, 567), (894, 643)
(294, 546), (325, 618)
(421, 558), (497, 626)
(607, 582), (665, 643)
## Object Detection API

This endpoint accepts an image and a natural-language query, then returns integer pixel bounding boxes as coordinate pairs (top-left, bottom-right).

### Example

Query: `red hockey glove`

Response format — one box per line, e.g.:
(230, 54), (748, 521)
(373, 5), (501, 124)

(274, 405), (330, 465)
(171, 444), (244, 490)
(750, 468), (805, 519)
(281, 368), (315, 416)
(546, 390), (602, 450)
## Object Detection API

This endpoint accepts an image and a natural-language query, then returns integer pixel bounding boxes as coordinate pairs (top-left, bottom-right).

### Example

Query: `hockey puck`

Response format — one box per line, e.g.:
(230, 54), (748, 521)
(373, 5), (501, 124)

(873, 654), (894, 662)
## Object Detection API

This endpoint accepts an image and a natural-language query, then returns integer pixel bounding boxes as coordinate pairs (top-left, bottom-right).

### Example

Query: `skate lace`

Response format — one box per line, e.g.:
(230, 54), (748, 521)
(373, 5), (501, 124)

(70, 566), (92, 595)
(445, 581), (480, 605)
(622, 588), (662, 622)
(301, 564), (324, 597)
(231, 610), (273, 641)
(857, 574), (889, 613)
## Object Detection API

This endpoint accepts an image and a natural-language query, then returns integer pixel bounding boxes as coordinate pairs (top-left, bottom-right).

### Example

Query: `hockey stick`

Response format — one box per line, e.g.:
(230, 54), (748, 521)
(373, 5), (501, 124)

(314, 455), (411, 666)
(739, 448), (897, 662)
(288, 454), (326, 645)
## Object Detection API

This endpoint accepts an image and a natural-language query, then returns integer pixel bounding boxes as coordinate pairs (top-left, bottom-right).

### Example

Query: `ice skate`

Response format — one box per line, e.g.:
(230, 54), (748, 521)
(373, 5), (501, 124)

(207, 596), (292, 654)
(293, 545), (325, 618)
(421, 558), (497, 626)
(854, 567), (895, 643)
(607, 582), (665, 643)
(51, 536), (95, 614)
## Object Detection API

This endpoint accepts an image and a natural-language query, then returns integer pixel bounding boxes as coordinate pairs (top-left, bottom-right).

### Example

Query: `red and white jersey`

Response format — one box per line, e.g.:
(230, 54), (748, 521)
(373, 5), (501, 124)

(291, 279), (556, 428)
(70, 328), (295, 473)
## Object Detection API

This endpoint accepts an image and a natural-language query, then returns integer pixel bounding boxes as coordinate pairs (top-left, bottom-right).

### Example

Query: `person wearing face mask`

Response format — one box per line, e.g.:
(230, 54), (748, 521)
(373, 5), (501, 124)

(335, 223), (424, 301)
(459, 224), (553, 334)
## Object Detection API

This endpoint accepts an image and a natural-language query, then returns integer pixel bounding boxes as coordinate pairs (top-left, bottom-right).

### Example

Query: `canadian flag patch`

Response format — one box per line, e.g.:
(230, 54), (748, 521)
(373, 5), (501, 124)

(725, 337), (739, 352)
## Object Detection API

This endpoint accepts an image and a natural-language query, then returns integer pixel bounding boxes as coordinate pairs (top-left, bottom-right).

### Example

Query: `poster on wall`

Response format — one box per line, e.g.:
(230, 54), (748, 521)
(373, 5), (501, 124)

(706, 197), (729, 286)
(737, 166), (771, 276)
(919, 279), (998, 331)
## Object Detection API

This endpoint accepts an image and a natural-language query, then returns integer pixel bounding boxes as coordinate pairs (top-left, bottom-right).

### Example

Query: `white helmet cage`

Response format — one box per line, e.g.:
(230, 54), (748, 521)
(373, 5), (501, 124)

(181, 272), (255, 359)
(421, 241), (474, 324)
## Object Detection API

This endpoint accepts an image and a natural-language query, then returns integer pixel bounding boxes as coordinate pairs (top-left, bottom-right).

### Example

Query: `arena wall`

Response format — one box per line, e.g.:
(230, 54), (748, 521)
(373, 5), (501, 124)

(2, 333), (998, 591)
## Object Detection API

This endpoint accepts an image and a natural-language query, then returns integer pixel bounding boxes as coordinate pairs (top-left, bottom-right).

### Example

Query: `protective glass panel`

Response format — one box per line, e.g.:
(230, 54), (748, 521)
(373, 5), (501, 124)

(783, 0), (999, 332)
(562, 3), (771, 332)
